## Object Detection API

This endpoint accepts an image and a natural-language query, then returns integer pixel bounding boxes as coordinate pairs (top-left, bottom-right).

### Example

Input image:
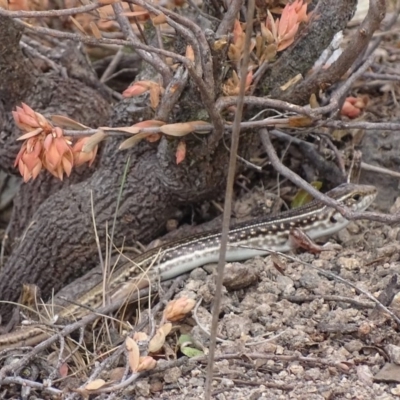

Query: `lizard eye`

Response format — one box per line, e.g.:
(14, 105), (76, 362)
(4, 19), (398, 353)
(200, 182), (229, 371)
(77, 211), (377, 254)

(352, 193), (361, 201)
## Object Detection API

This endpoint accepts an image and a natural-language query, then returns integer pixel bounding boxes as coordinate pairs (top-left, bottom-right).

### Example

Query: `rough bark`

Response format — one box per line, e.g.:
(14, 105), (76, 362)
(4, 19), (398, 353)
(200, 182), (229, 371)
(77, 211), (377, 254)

(0, 0), (361, 321)
(0, 97), (256, 320)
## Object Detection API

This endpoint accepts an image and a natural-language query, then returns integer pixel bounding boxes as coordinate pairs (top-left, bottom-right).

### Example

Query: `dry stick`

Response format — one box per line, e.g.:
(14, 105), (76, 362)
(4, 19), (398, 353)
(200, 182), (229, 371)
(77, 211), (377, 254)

(0, 285), (154, 380)
(361, 162), (400, 179)
(187, 0), (221, 23)
(310, 55), (376, 117)
(130, 0), (215, 95)
(62, 117), (400, 139)
(321, 120), (400, 131)
(20, 41), (62, 73)
(197, 352), (354, 370)
(216, 95), (311, 117)
(90, 190), (105, 284)
(0, 376), (62, 396)
(112, 2), (172, 86)
(216, 0), (242, 37)
(284, 295), (374, 309)
(126, 0), (224, 139)
(77, 277), (187, 396)
(17, 19), (189, 65)
(204, 1), (255, 398)
(0, 2), (102, 18)
(288, 0), (386, 104)
(156, 66), (188, 121)
(100, 47), (124, 83)
(260, 128), (400, 224)
(363, 72), (400, 81)
(355, 0), (400, 67)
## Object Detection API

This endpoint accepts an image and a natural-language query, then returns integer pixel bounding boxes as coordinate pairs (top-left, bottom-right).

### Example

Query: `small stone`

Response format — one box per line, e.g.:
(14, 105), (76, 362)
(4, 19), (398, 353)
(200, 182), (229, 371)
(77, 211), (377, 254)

(220, 378), (234, 387)
(249, 391), (262, 400)
(150, 380), (163, 393)
(288, 363), (304, 376)
(223, 314), (252, 339)
(358, 321), (372, 336)
(134, 381), (151, 396)
(346, 222), (361, 234)
(337, 228), (351, 244)
(164, 367), (182, 383)
(336, 257), (361, 270)
(357, 365), (373, 386)
(190, 267), (207, 281)
(191, 368), (202, 377)
(188, 377), (205, 387)
(299, 270), (320, 290)
(391, 384), (400, 396)
(305, 367), (321, 381)
(390, 197), (400, 214)
(375, 363), (400, 382)
(275, 275), (295, 295)
(386, 344), (400, 365)
(166, 219), (179, 232)
(344, 340), (363, 353)
(223, 262), (258, 291)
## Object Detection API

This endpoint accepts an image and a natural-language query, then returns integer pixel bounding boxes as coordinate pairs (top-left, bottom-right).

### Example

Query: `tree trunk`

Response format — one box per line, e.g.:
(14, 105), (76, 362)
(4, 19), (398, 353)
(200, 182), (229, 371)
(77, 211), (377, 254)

(0, 0), (360, 321)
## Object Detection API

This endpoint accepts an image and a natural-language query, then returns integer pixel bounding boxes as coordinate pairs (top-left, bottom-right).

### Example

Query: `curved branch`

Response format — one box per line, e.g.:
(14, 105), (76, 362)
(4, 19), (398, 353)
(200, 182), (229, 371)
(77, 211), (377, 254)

(112, 2), (172, 85)
(283, 0), (386, 104)
(216, 0), (242, 37)
(260, 0), (358, 102)
(0, 2), (102, 18)
(129, 0), (215, 96)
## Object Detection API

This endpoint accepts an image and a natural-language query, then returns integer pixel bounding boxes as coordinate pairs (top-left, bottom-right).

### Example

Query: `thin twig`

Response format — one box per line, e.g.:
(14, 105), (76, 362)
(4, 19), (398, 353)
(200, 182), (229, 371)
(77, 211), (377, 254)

(0, 2), (102, 18)
(361, 161), (400, 179)
(20, 41), (62, 73)
(284, 295), (374, 308)
(309, 55), (376, 117)
(112, 2), (172, 85)
(260, 128), (400, 225)
(130, 0), (215, 96)
(204, 1), (255, 398)
(90, 191), (105, 285)
(100, 47), (124, 83)
(287, 0), (386, 104)
(216, 0), (242, 36)
(17, 20), (187, 64)
(0, 376), (62, 395)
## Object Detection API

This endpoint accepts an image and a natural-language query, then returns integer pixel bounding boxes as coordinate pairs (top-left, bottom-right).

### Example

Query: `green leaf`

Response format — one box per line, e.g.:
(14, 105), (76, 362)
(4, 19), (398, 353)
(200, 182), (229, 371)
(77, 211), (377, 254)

(178, 334), (193, 347)
(180, 346), (204, 358)
(291, 181), (323, 209)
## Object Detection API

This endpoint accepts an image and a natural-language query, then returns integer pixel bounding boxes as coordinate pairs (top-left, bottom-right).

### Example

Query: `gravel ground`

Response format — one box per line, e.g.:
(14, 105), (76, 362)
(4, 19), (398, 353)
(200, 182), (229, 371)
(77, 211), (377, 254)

(111, 215), (400, 399)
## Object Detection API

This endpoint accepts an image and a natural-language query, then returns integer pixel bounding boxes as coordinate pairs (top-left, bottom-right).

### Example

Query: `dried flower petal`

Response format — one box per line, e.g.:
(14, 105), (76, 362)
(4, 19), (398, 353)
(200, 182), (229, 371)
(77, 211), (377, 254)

(163, 297), (196, 322)
(73, 136), (98, 167)
(137, 356), (157, 372)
